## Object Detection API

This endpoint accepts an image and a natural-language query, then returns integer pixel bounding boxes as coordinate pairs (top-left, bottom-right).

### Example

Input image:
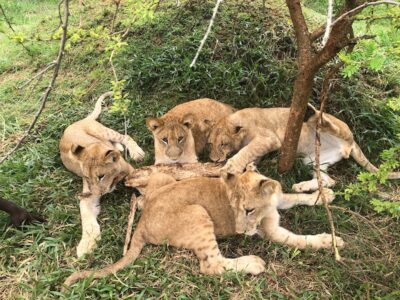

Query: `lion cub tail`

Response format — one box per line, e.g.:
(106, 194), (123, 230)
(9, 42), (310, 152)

(86, 91), (113, 120)
(63, 228), (145, 288)
(351, 142), (400, 179)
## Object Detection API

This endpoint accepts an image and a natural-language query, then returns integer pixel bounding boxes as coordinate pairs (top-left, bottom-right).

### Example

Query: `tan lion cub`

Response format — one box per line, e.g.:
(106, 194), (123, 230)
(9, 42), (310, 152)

(208, 106), (400, 192)
(146, 98), (235, 164)
(59, 91), (145, 257)
(63, 165), (342, 286)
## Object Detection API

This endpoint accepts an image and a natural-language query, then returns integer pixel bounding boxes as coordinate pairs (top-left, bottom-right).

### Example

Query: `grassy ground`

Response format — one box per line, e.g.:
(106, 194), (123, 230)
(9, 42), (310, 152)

(0, 0), (399, 299)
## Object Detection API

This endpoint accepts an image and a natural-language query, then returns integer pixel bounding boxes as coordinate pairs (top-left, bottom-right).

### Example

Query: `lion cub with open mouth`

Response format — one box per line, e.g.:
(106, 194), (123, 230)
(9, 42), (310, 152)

(59, 91), (145, 257)
(63, 164), (342, 287)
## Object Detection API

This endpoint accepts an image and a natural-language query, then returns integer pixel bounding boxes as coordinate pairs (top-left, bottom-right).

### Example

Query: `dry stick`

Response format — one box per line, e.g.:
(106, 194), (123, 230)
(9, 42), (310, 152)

(123, 193), (138, 255)
(190, 0), (223, 68)
(321, 0), (333, 47)
(314, 67), (341, 261)
(0, 0), (69, 165)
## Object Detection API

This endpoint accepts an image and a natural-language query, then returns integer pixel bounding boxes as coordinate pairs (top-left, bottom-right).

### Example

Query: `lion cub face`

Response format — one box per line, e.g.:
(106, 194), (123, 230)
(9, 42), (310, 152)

(208, 120), (244, 162)
(146, 115), (197, 164)
(72, 143), (131, 196)
(225, 169), (281, 236)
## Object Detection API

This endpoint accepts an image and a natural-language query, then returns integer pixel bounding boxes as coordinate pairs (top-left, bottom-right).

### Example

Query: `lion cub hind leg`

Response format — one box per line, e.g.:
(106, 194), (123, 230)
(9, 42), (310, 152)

(171, 205), (265, 275)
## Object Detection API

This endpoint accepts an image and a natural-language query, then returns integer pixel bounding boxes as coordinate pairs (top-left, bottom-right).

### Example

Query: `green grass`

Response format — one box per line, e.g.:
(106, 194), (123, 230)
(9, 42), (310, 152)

(0, 0), (399, 299)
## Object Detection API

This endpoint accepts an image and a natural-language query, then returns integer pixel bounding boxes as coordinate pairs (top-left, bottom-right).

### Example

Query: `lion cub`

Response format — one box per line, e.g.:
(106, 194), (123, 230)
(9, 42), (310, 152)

(64, 165), (342, 286)
(59, 92), (145, 257)
(146, 98), (235, 164)
(208, 106), (400, 192)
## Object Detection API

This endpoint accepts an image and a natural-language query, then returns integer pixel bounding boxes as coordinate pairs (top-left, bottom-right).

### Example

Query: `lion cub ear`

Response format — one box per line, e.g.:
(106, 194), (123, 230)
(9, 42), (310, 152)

(221, 171), (236, 187)
(182, 114), (194, 129)
(259, 179), (281, 195)
(104, 149), (120, 163)
(71, 144), (85, 157)
(146, 117), (163, 131)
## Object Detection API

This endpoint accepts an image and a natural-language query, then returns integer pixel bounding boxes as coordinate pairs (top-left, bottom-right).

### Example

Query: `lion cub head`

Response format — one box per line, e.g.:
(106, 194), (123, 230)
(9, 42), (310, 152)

(146, 115), (198, 164)
(208, 118), (246, 162)
(224, 164), (281, 236)
(71, 143), (133, 196)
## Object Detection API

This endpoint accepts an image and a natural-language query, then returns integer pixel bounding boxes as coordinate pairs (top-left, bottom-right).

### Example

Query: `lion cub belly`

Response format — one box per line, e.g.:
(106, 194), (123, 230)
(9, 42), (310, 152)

(300, 133), (348, 166)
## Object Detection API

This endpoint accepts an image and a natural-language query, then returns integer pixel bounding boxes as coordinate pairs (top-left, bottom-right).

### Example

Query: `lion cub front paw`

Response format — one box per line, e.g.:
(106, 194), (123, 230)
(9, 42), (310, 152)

(317, 233), (345, 249)
(128, 142), (145, 162)
(221, 159), (245, 175)
(232, 255), (266, 275)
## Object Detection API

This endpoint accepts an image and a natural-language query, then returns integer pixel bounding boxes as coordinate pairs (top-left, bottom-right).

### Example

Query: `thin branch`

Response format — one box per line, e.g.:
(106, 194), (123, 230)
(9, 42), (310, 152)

(331, 0), (400, 28)
(123, 193), (138, 255)
(0, 4), (32, 55)
(329, 205), (384, 235)
(19, 62), (57, 89)
(110, 0), (122, 34)
(314, 67), (342, 261)
(190, 0), (223, 68)
(0, 0), (69, 165)
(321, 0), (334, 47)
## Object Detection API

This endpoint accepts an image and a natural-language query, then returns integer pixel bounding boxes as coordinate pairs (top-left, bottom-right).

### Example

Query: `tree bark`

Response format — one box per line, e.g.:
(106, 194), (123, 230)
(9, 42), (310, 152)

(277, 0), (357, 173)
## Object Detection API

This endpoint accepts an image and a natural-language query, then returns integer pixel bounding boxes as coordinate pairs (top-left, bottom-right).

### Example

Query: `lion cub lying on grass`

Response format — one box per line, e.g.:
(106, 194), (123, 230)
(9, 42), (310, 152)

(146, 98), (235, 164)
(209, 106), (400, 192)
(59, 92), (145, 257)
(64, 165), (342, 286)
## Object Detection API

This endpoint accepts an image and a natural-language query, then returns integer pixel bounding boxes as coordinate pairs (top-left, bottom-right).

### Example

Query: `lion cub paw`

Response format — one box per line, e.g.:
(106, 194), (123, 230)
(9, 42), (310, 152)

(229, 255), (266, 275)
(127, 142), (145, 162)
(313, 188), (335, 205)
(222, 159), (245, 175)
(316, 233), (345, 249)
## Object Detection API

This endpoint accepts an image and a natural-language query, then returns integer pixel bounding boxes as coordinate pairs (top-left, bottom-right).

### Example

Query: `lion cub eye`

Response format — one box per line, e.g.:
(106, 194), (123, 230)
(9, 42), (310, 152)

(245, 208), (255, 216)
(178, 136), (184, 143)
(97, 175), (105, 182)
(161, 137), (168, 145)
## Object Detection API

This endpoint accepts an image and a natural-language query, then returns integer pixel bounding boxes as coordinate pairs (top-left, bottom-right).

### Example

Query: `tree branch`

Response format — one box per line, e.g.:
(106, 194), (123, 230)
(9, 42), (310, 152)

(285, 0), (312, 59)
(190, 0), (223, 68)
(331, 0), (400, 28)
(0, 0), (69, 164)
(321, 0), (334, 47)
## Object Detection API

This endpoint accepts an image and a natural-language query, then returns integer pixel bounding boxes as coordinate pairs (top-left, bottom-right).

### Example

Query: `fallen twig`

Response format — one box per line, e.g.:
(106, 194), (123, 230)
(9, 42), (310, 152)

(0, 0), (69, 164)
(329, 205), (384, 236)
(123, 193), (138, 255)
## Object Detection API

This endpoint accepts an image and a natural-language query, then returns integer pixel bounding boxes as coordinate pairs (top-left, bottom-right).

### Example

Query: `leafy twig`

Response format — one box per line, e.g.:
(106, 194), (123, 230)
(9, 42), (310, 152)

(190, 0), (223, 68)
(0, 0), (69, 164)
(110, 0), (122, 34)
(0, 4), (32, 55)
